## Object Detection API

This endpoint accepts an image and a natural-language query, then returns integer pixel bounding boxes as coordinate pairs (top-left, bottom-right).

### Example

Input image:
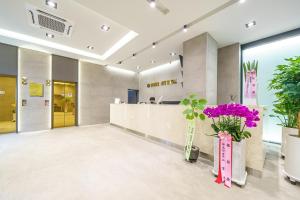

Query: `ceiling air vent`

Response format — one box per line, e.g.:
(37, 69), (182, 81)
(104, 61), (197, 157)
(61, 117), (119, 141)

(27, 5), (73, 37)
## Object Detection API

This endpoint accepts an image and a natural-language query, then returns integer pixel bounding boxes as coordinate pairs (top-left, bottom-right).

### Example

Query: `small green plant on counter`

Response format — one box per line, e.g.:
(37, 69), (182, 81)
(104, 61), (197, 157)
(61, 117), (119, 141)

(268, 56), (300, 134)
(180, 94), (207, 161)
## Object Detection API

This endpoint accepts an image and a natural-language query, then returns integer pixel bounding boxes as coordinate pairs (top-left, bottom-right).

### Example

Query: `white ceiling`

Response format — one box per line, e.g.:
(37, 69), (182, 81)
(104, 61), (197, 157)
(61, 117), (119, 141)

(0, 0), (300, 71)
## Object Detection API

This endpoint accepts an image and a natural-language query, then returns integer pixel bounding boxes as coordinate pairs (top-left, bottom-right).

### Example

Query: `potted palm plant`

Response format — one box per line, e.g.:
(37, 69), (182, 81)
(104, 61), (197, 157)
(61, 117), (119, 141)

(180, 94), (207, 163)
(269, 56), (300, 184)
(203, 104), (260, 186)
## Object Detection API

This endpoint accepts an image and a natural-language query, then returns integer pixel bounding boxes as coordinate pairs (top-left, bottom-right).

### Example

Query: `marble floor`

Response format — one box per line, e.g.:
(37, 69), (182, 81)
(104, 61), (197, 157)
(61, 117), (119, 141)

(0, 125), (299, 200)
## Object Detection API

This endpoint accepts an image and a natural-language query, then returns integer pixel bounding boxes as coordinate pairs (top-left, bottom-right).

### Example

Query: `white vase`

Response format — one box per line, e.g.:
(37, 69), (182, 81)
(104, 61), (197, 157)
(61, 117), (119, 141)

(281, 127), (298, 158)
(283, 133), (300, 184)
(213, 137), (247, 186)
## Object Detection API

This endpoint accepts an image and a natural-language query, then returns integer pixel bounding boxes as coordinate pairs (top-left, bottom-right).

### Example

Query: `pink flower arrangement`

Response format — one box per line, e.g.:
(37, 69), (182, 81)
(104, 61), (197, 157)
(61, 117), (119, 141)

(203, 104), (260, 142)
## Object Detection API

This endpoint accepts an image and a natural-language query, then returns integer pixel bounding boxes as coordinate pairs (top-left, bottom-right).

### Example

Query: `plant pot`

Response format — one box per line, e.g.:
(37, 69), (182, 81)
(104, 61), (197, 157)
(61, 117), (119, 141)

(213, 137), (247, 186)
(281, 127), (298, 158)
(283, 134), (300, 184)
(185, 145), (200, 163)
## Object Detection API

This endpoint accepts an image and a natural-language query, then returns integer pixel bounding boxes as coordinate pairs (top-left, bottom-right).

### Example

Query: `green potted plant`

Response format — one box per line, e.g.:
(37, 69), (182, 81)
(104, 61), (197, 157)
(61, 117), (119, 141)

(269, 56), (300, 184)
(180, 94), (207, 163)
(203, 104), (260, 186)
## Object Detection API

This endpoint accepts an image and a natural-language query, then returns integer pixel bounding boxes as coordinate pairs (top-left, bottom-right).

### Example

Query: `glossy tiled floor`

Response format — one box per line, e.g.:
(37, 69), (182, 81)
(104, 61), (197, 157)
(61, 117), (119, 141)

(0, 125), (299, 200)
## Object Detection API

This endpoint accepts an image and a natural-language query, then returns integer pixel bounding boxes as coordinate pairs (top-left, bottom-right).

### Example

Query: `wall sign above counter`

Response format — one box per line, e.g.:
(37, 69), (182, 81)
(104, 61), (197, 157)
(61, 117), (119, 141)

(147, 79), (177, 88)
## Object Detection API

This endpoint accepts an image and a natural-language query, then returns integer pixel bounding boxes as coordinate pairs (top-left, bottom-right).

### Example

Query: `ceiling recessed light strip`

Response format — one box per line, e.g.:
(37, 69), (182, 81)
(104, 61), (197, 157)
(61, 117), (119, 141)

(0, 28), (138, 61)
(101, 31), (138, 60)
(0, 28), (103, 60)
(140, 60), (180, 76)
(106, 65), (136, 75)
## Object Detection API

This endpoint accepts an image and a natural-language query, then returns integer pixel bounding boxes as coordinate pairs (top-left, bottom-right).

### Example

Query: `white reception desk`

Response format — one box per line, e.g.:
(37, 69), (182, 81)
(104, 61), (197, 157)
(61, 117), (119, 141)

(110, 104), (265, 174)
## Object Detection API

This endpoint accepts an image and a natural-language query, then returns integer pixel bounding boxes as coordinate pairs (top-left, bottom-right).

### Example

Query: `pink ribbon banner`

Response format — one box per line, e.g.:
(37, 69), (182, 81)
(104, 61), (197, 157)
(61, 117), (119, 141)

(215, 131), (232, 188)
(244, 70), (257, 99)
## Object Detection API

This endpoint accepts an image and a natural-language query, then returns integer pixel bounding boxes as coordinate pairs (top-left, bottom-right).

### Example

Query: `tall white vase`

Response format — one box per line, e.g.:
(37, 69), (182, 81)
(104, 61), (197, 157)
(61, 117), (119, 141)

(213, 137), (247, 186)
(281, 127), (298, 158)
(283, 134), (300, 184)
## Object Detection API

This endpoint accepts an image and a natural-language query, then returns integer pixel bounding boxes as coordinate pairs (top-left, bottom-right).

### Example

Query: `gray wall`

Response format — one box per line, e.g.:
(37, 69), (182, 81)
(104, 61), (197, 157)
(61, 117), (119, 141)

(217, 43), (241, 104)
(79, 62), (138, 125)
(18, 48), (52, 132)
(0, 43), (18, 76)
(183, 32), (218, 104)
(52, 55), (78, 82)
(139, 61), (184, 102)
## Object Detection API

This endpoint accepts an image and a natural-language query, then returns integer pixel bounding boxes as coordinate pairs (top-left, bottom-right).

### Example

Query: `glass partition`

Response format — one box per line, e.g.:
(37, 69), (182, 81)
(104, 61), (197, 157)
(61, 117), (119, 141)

(242, 35), (300, 143)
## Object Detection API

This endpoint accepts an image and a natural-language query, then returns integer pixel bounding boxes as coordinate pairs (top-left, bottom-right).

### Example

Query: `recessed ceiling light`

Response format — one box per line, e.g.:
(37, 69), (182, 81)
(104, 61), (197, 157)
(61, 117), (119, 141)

(118, 61), (123, 64)
(245, 21), (256, 29)
(87, 46), (94, 50)
(149, 0), (156, 8)
(151, 60), (156, 64)
(137, 66), (140, 70)
(239, 0), (246, 3)
(183, 25), (188, 33)
(46, 0), (57, 9)
(170, 52), (176, 56)
(152, 42), (156, 48)
(46, 33), (54, 38)
(132, 53), (137, 59)
(101, 25), (110, 32)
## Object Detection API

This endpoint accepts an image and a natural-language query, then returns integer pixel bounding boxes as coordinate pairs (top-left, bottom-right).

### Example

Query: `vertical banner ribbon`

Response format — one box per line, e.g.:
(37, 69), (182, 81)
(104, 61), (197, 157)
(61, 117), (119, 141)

(244, 70), (257, 99)
(215, 131), (232, 188)
(185, 119), (196, 161)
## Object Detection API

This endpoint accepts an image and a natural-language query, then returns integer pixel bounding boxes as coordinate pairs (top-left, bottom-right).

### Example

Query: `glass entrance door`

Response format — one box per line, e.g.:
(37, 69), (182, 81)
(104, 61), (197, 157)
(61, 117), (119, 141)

(53, 81), (76, 128)
(0, 76), (17, 134)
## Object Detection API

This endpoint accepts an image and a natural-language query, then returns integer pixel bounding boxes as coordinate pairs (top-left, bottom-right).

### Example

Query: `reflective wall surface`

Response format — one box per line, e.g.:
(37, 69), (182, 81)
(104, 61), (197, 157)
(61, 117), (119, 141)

(53, 81), (76, 128)
(0, 76), (16, 133)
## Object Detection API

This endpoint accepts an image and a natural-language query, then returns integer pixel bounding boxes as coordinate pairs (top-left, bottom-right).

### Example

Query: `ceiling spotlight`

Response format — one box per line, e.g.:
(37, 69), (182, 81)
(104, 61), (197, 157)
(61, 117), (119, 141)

(149, 0), (156, 8)
(46, 0), (57, 9)
(183, 25), (188, 32)
(245, 21), (256, 29)
(101, 25), (110, 32)
(239, 0), (246, 3)
(170, 52), (176, 56)
(136, 66), (140, 70)
(152, 42), (156, 48)
(118, 61), (123, 64)
(132, 53), (137, 59)
(87, 46), (94, 50)
(46, 33), (54, 38)
(151, 60), (156, 64)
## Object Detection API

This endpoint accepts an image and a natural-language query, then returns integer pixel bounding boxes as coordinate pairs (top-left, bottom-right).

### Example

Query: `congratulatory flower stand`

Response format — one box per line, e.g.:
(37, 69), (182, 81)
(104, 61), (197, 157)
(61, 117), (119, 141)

(204, 104), (260, 187)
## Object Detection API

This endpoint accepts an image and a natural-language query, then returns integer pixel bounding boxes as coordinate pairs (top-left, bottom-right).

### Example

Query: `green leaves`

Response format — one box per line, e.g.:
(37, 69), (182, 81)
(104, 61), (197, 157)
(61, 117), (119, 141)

(243, 60), (258, 80)
(181, 94), (207, 121)
(180, 98), (190, 106)
(268, 56), (300, 128)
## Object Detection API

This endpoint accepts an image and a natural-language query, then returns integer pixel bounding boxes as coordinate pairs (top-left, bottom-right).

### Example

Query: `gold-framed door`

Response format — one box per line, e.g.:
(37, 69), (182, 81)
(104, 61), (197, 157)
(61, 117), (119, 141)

(0, 75), (17, 134)
(52, 81), (77, 128)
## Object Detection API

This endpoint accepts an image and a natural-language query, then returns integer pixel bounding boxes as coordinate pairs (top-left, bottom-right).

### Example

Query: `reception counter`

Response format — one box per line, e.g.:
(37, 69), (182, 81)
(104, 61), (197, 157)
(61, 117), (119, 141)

(110, 104), (265, 174)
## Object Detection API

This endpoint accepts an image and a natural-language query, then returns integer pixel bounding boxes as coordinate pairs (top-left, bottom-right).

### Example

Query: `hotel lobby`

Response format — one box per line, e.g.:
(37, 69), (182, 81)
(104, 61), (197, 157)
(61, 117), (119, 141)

(0, 0), (300, 199)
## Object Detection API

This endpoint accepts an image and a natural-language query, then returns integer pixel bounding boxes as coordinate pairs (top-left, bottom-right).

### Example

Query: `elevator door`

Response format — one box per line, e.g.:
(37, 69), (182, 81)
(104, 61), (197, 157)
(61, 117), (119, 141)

(53, 81), (76, 128)
(0, 76), (17, 133)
